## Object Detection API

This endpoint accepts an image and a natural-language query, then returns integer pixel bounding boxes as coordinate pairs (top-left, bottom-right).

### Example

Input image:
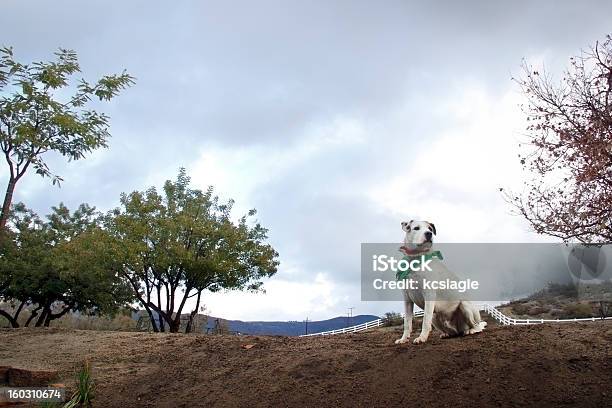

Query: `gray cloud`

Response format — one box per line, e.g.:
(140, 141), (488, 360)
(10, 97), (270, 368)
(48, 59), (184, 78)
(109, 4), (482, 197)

(2, 0), (611, 319)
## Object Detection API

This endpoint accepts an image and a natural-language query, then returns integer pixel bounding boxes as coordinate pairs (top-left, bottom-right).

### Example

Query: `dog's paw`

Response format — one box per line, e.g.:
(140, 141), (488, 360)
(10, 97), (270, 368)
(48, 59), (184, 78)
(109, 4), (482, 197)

(465, 327), (484, 335)
(394, 337), (409, 345)
(439, 333), (450, 339)
(413, 335), (428, 344)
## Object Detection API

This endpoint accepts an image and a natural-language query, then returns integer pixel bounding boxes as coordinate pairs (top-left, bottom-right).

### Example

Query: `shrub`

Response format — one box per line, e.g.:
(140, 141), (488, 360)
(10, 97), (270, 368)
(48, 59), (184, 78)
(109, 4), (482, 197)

(511, 303), (529, 316)
(545, 283), (579, 298)
(550, 308), (564, 317)
(382, 312), (403, 327)
(527, 306), (549, 316)
(561, 303), (594, 319)
(50, 312), (137, 331)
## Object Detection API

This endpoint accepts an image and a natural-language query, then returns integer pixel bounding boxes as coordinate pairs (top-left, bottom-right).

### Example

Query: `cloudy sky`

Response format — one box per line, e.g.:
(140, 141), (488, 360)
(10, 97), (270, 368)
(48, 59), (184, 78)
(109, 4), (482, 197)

(2, 1), (611, 321)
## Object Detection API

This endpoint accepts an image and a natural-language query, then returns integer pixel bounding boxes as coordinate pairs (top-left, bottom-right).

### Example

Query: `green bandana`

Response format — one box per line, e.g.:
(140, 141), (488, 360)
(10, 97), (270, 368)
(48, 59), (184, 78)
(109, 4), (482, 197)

(396, 250), (444, 280)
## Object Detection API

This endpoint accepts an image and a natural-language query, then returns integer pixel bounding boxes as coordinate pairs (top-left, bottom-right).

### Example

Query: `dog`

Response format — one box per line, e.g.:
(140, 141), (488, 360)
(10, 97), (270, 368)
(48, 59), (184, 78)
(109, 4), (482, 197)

(395, 220), (486, 345)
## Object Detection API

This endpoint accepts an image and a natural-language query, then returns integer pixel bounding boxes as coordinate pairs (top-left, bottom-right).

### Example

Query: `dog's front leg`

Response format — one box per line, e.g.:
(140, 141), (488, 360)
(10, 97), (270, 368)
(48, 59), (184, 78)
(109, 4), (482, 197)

(394, 298), (413, 344)
(413, 301), (434, 344)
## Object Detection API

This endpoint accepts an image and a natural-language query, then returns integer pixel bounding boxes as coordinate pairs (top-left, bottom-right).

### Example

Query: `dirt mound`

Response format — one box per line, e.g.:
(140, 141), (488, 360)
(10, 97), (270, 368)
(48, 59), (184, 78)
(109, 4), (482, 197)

(0, 322), (611, 407)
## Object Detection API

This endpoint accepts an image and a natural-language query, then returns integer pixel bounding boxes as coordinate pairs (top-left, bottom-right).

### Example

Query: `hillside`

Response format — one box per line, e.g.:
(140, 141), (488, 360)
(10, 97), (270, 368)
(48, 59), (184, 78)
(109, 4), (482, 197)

(130, 311), (380, 336)
(500, 282), (612, 320)
(1, 322), (610, 407)
(203, 314), (380, 336)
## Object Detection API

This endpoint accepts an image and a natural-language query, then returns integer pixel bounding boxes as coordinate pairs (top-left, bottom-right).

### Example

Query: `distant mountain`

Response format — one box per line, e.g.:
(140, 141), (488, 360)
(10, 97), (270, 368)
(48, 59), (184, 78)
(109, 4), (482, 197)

(205, 314), (380, 336)
(132, 310), (380, 336)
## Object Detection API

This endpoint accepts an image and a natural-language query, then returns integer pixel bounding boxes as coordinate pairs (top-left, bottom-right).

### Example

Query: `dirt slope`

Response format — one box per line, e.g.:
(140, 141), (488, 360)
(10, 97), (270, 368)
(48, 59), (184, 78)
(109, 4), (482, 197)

(1, 322), (611, 407)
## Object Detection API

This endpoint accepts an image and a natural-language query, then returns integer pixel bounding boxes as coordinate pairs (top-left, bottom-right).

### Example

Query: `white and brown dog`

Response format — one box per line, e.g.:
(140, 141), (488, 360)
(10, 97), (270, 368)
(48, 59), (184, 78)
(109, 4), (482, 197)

(395, 220), (486, 345)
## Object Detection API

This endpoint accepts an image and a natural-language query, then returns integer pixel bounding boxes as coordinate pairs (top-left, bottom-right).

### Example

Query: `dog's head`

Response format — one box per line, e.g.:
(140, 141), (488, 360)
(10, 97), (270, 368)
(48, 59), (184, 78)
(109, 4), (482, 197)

(401, 220), (436, 251)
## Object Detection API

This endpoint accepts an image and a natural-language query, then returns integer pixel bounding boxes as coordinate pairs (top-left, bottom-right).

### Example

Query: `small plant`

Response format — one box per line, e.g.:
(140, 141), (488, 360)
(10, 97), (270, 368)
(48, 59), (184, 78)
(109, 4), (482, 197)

(36, 361), (94, 407)
(51, 360), (95, 408)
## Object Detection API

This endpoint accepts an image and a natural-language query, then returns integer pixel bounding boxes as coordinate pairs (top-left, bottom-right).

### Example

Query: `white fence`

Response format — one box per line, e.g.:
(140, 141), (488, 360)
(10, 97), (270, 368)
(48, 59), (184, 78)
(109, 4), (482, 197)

(300, 310), (424, 337)
(482, 303), (612, 325)
(300, 304), (612, 337)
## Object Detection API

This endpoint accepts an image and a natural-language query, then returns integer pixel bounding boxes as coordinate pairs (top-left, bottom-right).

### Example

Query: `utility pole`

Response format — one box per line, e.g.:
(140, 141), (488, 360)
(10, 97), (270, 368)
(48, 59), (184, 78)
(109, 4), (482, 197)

(347, 307), (355, 327)
(304, 317), (309, 335)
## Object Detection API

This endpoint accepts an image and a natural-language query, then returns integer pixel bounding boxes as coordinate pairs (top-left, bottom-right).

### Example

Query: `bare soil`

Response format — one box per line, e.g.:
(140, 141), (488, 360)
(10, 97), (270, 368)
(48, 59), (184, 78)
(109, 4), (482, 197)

(1, 321), (611, 407)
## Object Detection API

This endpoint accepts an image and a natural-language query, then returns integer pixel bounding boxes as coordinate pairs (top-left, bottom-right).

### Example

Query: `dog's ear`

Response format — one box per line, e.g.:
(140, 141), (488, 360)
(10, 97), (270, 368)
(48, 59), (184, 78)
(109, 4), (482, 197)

(428, 222), (437, 235)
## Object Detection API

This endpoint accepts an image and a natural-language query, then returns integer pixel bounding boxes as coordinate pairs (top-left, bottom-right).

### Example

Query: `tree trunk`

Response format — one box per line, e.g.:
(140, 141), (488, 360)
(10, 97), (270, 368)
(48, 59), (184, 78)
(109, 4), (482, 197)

(0, 177), (16, 233)
(143, 278), (159, 332)
(185, 312), (194, 333)
(169, 319), (181, 333)
(43, 304), (72, 327)
(25, 306), (42, 327)
(145, 301), (172, 333)
(124, 270), (162, 332)
(35, 306), (50, 327)
(13, 300), (26, 321)
(156, 284), (165, 332)
(0, 300), (27, 328)
(144, 305), (159, 332)
(185, 290), (202, 334)
(2, 300), (27, 328)
(169, 286), (191, 333)
(0, 309), (18, 328)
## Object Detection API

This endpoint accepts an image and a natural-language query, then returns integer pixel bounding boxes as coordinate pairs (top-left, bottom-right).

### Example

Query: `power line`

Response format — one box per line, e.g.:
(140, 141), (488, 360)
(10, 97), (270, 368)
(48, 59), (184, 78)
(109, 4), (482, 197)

(347, 307), (355, 328)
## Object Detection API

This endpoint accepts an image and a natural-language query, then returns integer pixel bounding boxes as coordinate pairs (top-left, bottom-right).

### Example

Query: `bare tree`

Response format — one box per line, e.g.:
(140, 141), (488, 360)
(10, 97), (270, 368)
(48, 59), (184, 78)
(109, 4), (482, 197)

(505, 35), (612, 243)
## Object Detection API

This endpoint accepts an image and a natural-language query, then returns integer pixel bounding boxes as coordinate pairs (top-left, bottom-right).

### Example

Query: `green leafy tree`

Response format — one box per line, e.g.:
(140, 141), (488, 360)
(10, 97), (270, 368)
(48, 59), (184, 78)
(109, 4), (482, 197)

(0, 203), (133, 327)
(0, 47), (134, 233)
(0, 204), (49, 327)
(107, 169), (279, 333)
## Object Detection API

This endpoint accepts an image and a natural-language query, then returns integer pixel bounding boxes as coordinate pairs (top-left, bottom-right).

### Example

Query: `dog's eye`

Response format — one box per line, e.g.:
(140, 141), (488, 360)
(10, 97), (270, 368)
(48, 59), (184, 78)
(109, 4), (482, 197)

(413, 226), (420, 231)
